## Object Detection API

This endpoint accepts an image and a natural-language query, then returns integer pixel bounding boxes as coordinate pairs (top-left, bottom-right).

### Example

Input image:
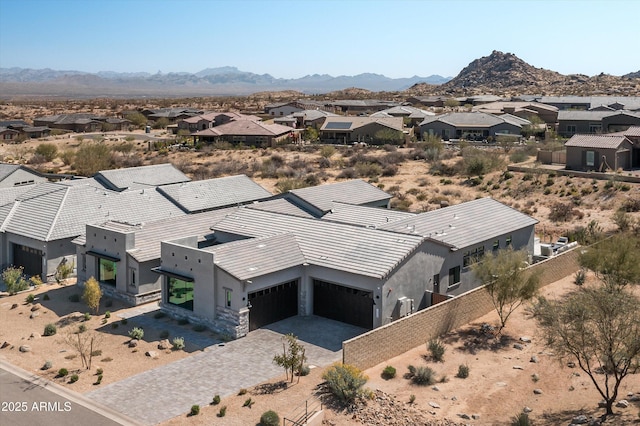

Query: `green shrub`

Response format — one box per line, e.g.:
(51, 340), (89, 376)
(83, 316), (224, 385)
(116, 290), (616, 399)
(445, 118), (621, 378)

(574, 269), (586, 286)
(238, 388), (247, 396)
(68, 294), (80, 303)
(104, 311), (111, 319)
(94, 374), (103, 385)
(83, 312), (91, 321)
(190, 405), (200, 416)
(381, 365), (396, 380)
(409, 394), (416, 404)
(25, 293), (35, 304)
(297, 365), (310, 376)
(243, 398), (254, 408)
(512, 412), (531, 426)
(411, 366), (436, 386)
(211, 394), (221, 405)
(69, 374), (79, 383)
(322, 363), (368, 404)
(260, 410), (280, 426)
(128, 327), (144, 340)
(2, 266), (29, 295)
(57, 368), (68, 377)
(78, 324), (87, 333)
(43, 323), (57, 336)
(43, 294), (50, 301)
(217, 406), (227, 417)
(159, 330), (170, 339)
(456, 364), (470, 379)
(42, 360), (52, 370)
(96, 368), (103, 375)
(172, 337), (185, 350)
(428, 338), (446, 362)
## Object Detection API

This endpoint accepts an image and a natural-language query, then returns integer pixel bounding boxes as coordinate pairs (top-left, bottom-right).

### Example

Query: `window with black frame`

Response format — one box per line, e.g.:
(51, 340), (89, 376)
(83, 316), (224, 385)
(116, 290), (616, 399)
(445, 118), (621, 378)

(168, 277), (194, 311)
(98, 258), (117, 286)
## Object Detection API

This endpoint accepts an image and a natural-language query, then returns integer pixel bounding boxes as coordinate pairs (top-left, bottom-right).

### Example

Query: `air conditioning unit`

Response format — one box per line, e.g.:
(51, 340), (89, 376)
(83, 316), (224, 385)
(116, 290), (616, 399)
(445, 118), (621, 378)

(397, 297), (414, 317)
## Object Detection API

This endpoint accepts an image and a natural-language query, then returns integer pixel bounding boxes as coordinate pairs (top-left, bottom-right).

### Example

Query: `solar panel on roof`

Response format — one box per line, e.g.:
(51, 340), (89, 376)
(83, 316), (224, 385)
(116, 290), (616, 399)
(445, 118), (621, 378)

(325, 122), (352, 130)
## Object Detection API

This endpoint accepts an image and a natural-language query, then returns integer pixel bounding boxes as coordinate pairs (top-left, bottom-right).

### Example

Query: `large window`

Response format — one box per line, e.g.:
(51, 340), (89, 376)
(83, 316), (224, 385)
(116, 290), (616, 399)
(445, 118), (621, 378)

(167, 277), (194, 311)
(448, 266), (461, 287)
(586, 150), (595, 167)
(463, 246), (485, 267)
(99, 259), (117, 286)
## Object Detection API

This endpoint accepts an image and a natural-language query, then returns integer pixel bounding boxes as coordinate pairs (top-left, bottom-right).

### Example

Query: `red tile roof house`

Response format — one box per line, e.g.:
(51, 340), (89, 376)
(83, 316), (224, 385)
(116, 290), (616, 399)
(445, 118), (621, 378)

(564, 134), (635, 172)
(176, 112), (260, 133)
(192, 120), (293, 147)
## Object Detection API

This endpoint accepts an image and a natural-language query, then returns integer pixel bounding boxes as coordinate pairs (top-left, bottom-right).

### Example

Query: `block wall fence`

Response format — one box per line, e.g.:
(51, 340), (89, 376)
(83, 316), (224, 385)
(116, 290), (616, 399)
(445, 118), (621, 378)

(342, 248), (580, 370)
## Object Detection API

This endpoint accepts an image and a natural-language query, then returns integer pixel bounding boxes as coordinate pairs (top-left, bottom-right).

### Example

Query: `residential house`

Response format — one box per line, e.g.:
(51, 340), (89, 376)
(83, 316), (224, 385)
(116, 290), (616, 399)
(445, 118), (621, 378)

(419, 112), (527, 141)
(192, 120), (293, 147)
(405, 96), (447, 108)
(0, 127), (20, 142)
(371, 106), (435, 127)
(153, 196), (536, 338)
(176, 112), (261, 133)
(564, 134), (635, 172)
(265, 102), (304, 117)
(601, 111), (640, 133)
(33, 114), (102, 133)
(274, 110), (339, 129)
(0, 164), (47, 188)
(94, 163), (191, 192)
(330, 100), (400, 115)
(473, 101), (559, 125)
(142, 108), (204, 124)
(537, 96), (640, 111)
(319, 116), (404, 144)
(555, 110), (640, 137)
(22, 127), (51, 139)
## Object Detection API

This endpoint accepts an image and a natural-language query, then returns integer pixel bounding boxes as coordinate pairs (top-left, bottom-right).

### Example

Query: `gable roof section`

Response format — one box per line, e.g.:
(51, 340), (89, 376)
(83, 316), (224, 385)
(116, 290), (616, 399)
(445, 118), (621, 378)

(194, 120), (292, 137)
(0, 163), (44, 182)
(321, 201), (415, 228)
(205, 233), (305, 281)
(287, 180), (391, 213)
(419, 112), (506, 128)
(557, 110), (615, 121)
(4, 182), (185, 241)
(378, 197), (538, 250)
(212, 208), (424, 279)
(564, 134), (630, 149)
(320, 116), (404, 132)
(94, 164), (190, 191)
(246, 198), (315, 218)
(157, 175), (272, 213)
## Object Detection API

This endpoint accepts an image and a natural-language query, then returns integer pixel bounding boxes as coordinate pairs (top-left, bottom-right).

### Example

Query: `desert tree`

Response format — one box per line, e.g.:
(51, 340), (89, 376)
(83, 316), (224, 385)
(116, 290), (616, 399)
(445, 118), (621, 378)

(579, 233), (640, 290)
(63, 330), (104, 370)
(2, 266), (29, 295)
(532, 285), (640, 416)
(73, 142), (112, 176)
(373, 128), (403, 145)
(471, 248), (539, 333)
(273, 333), (306, 383)
(34, 143), (58, 162)
(82, 277), (102, 315)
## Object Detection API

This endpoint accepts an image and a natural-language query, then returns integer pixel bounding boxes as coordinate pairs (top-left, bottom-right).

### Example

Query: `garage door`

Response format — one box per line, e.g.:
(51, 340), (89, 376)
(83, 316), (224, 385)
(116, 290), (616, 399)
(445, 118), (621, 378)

(313, 279), (373, 329)
(248, 280), (298, 331)
(12, 244), (43, 277)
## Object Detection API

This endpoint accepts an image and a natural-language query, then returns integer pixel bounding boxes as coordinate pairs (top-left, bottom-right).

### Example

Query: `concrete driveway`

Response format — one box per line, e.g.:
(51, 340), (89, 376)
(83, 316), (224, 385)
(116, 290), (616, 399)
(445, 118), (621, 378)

(86, 315), (365, 425)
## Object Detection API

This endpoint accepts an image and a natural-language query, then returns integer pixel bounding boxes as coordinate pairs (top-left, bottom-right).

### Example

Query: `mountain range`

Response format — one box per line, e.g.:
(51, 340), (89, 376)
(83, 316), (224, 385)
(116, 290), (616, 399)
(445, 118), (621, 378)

(1, 52), (639, 98)
(0, 66), (451, 97)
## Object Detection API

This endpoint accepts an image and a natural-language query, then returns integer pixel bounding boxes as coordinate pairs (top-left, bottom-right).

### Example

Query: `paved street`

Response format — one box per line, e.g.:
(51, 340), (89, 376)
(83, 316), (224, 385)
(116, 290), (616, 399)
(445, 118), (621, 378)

(86, 315), (364, 425)
(0, 363), (140, 426)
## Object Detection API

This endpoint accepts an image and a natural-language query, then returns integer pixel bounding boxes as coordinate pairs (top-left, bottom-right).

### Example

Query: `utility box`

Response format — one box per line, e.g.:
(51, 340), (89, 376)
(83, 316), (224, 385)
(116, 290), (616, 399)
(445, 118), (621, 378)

(396, 297), (414, 317)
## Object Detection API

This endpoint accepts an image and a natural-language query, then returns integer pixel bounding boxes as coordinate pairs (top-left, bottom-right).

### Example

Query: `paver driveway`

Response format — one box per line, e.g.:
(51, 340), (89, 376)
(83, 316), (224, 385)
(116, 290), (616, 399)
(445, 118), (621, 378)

(86, 315), (365, 425)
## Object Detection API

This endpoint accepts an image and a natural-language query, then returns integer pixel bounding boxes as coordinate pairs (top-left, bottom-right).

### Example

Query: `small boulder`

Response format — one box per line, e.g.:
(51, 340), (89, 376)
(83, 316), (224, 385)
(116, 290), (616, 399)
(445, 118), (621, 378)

(1, 341), (10, 349)
(513, 343), (524, 350)
(11, 303), (18, 309)
(472, 414), (481, 420)
(157, 339), (171, 350)
(128, 339), (139, 348)
(523, 407), (533, 413)
(567, 361), (576, 368)
(428, 402), (440, 409)
(572, 414), (588, 424)
(530, 355), (539, 363)
(629, 395), (640, 402)
(29, 312), (39, 319)
(19, 345), (31, 352)
(30, 303), (41, 312)
(520, 336), (532, 343)
(615, 400), (629, 408)
(458, 414), (470, 420)
(145, 350), (158, 358)
(533, 389), (543, 395)
(431, 385), (440, 392)
(513, 365), (524, 370)
(597, 400), (607, 408)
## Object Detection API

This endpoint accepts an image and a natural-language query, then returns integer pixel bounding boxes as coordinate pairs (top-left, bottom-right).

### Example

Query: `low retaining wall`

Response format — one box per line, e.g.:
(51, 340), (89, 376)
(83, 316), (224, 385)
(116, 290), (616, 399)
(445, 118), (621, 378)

(508, 165), (640, 184)
(342, 249), (580, 370)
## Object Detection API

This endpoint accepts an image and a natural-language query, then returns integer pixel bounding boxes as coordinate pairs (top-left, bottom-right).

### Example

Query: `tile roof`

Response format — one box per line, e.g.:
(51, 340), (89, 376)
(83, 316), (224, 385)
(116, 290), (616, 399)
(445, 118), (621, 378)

(319, 116), (404, 132)
(419, 112), (506, 128)
(558, 110), (620, 121)
(373, 106), (435, 118)
(320, 201), (415, 228)
(212, 208), (424, 279)
(290, 110), (339, 121)
(378, 197), (538, 250)
(193, 120), (292, 137)
(157, 175), (272, 213)
(287, 180), (391, 213)
(95, 164), (190, 191)
(205, 233), (306, 281)
(246, 198), (315, 218)
(564, 134), (630, 149)
(4, 182), (185, 241)
(0, 164), (21, 181)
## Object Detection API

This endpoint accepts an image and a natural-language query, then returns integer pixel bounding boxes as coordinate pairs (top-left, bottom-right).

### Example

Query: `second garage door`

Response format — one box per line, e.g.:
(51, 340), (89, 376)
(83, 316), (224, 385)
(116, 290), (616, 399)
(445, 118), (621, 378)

(248, 280), (298, 331)
(313, 279), (373, 329)
(12, 243), (43, 278)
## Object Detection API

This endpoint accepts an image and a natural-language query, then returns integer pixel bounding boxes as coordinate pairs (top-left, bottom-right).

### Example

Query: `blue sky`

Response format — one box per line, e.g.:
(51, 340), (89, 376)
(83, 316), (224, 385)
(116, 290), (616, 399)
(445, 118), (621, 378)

(1, 0), (638, 78)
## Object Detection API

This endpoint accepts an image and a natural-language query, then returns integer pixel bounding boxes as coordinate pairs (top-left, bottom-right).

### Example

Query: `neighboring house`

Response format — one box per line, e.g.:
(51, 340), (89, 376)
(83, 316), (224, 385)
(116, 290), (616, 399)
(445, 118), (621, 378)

(601, 111), (640, 133)
(419, 112), (527, 141)
(33, 114), (102, 133)
(142, 108), (203, 124)
(0, 127), (20, 142)
(192, 120), (293, 147)
(405, 96), (447, 108)
(265, 102), (304, 117)
(0, 164), (47, 188)
(319, 116), (404, 144)
(330, 100), (400, 115)
(473, 101), (559, 125)
(22, 126), (51, 139)
(537, 96), (640, 111)
(0, 181), (186, 281)
(94, 163), (191, 192)
(176, 112), (260, 133)
(564, 134), (635, 172)
(556, 110), (640, 137)
(275, 109), (339, 129)
(152, 196), (536, 338)
(371, 106), (435, 127)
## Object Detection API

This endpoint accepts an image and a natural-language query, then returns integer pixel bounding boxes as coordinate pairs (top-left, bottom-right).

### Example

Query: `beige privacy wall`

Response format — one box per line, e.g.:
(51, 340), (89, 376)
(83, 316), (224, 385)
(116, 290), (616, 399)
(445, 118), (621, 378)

(342, 248), (580, 370)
